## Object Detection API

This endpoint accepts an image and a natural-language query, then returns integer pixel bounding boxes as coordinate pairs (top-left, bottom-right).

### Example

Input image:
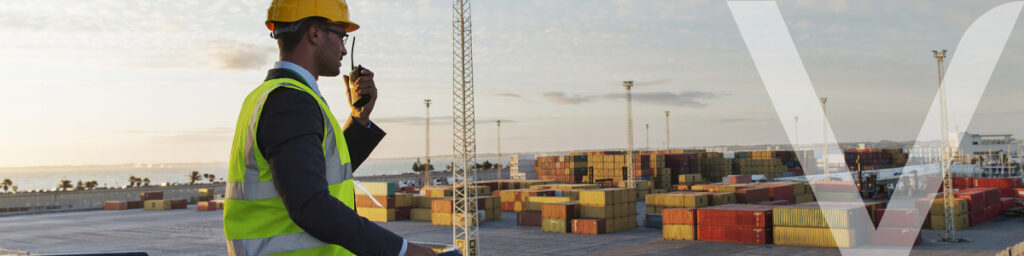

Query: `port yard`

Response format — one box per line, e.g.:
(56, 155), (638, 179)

(3, 149), (1024, 255)
(1, 202), (1023, 255)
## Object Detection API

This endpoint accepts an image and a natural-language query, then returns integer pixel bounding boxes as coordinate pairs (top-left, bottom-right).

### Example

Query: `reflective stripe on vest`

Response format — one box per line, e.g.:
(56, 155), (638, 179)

(225, 78), (356, 256)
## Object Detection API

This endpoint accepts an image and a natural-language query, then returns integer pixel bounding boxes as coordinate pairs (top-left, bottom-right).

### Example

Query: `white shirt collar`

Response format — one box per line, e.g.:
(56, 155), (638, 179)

(273, 61), (322, 97)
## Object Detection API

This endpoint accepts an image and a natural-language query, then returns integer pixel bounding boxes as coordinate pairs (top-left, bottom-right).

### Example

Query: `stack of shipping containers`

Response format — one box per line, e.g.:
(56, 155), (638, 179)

(579, 188), (637, 233)
(541, 201), (581, 233)
(354, 182), (408, 222)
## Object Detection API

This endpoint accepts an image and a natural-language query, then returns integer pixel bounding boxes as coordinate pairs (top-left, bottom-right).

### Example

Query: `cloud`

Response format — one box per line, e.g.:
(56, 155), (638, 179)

(544, 92), (592, 105)
(203, 40), (275, 71)
(603, 91), (726, 107)
(635, 78), (674, 87)
(493, 93), (523, 98)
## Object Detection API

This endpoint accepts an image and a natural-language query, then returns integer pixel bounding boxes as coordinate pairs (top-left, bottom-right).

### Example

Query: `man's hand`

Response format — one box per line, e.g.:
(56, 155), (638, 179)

(343, 67), (376, 126)
(404, 243), (438, 256)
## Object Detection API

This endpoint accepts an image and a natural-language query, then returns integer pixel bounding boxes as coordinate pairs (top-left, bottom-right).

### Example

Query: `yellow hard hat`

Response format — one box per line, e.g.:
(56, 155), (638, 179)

(266, 0), (360, 37)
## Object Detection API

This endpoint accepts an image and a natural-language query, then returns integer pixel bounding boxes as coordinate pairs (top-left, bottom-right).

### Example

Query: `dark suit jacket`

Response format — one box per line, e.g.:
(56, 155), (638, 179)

(256, 68), (403, 256)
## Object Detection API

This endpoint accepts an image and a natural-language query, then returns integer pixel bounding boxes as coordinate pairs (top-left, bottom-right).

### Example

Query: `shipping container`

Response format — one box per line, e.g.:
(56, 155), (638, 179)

(197, 201), (215, 211)
(432, 199), (453, 213)
(395, 207), (411, 220)
(663, 224), (696, 240)
(126, 200), (144, 209)
(541, 201), (581, 219)
(169, 199), (187, 209)
(144, 200), (171, 211)
(432, 212), (453, 226)
(928, 214), (969, 230)
(103, 201), (127, 210)
(355, 182), (397, 196)
(774, 226), (862, 248)
(871, 227), (922, 247)
(358, 208), (396, 222)
(662, 208), (697, 225)
(696, 225), (770, 244)
(773, 203), (868, 229)
(734, 186), (770, 204)
(572, 218), (606, 235)
(517, 211), (542, 226)
(873, 209), (919, 228)
(411, 208), (432, 221)
(140, 191), (164, 201)
(541, 218), (571, 233)
(697, 204), (774, 227)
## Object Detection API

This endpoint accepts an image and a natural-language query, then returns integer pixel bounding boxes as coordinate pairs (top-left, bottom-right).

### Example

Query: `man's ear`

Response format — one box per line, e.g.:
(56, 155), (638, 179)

(305, 23), (322, 47)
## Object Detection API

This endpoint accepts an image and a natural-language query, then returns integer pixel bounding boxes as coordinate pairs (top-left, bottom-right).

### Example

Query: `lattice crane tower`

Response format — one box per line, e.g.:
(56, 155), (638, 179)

(452, 0), (479, 254)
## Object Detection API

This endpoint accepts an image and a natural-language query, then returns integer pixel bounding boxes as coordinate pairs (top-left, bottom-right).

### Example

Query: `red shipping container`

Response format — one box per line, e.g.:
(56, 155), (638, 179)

(954, 190), (987, 212)
(402, 186), (421, 194)
(873, 209), (919, 228)
(696, 204), (774, 228)
(985, 204), (1000, 221)
(169, 199), (187, 209)
(197, 201), (215, 211)
(953, 177), (974, 189)
(1002, 197), (1017, 211)
(396, 207), (411, 220)
(697, 225), (771, 244)
(103, 201), (127, 210)
(517, 211), (542, 226)
(126, 200), (144, 209)
(140, 191), (164, 201)
(572, 218), (606, 235)
(1000, 188), (1017, 198)
(974, 178), (1022, 189)
(969, 209), (986, 226)
(981, 188), (1001, 207)
(871, 227), (922, 246)
(735, 187), (770, 204)
(758, 200), (792, 206)
(764, 185), (794, 201)
(662, 208), (696, 225)
(728, 175), (752, 185)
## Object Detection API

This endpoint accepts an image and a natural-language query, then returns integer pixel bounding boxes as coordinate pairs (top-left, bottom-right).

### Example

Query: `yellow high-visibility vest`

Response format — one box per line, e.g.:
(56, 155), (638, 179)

(224, 77), (356, 256)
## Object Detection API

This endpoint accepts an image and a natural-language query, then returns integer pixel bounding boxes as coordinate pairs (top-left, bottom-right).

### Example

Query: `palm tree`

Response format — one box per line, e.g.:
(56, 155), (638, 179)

(207, 174), (216, 183)
(143, 178), (150, 187)
(75, 180), (85, 191)
(59, 179), (73, 191)
(2, 178), (11, 193)
(11, 185), (18, 193)
(189, 170), (201, 184)
(85, 180), (98, 190)
(129, 175), (138, 188)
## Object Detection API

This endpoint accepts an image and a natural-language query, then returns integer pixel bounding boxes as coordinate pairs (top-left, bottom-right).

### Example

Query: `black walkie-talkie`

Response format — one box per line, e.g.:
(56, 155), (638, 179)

(349, 36), (370, 108)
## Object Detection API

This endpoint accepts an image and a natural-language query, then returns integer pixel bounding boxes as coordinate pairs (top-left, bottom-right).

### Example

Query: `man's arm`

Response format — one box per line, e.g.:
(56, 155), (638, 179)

(344, 116), (385, 172)
(257, 89), (404, 256)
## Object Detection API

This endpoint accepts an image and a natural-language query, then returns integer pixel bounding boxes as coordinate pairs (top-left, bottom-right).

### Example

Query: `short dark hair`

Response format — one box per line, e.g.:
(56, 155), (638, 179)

(276, 17), (328, 53)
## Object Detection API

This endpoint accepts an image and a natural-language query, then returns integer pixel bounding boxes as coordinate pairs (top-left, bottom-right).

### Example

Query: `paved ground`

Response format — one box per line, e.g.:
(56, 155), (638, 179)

(1, 204), (1023, 256)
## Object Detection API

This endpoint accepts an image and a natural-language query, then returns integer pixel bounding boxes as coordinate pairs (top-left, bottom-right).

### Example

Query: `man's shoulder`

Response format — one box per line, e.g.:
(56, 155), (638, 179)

(265, 87), (320, 111)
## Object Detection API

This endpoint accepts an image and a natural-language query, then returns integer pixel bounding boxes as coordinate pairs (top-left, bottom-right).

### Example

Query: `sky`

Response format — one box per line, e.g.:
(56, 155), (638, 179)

(0, 0), (1023, 168)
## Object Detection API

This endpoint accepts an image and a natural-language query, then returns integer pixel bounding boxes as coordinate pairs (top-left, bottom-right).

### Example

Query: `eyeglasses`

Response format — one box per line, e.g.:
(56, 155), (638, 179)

(323, 27), (349, 46)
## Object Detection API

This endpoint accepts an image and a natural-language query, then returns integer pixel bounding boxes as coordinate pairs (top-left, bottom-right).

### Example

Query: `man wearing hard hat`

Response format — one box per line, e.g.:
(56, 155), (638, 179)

(224, 0), (435, 255)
